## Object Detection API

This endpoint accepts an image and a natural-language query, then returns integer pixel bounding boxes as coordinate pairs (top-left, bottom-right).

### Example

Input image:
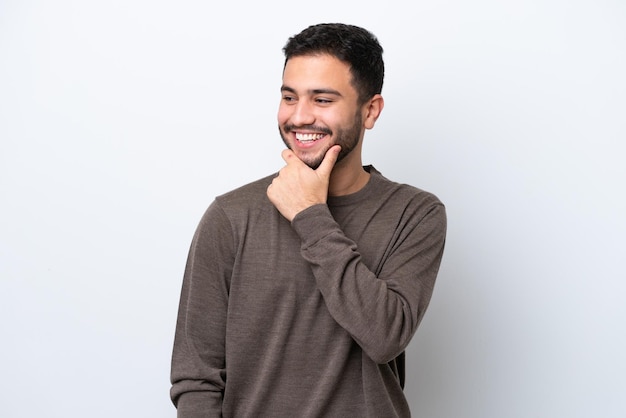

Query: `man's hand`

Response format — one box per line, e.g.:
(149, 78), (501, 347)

(267, 145), (341, 222)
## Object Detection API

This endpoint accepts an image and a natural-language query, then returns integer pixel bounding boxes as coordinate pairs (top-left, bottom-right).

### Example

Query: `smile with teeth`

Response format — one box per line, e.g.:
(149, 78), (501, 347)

(295, 132), (325, 143)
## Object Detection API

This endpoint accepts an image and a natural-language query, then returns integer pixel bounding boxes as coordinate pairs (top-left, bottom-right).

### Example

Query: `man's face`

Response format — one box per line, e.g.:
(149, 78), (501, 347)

(278, 54), (365, 169)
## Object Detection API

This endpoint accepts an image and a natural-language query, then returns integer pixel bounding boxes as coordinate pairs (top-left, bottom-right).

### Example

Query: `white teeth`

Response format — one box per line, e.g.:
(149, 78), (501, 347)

(296, 133), (325, 142)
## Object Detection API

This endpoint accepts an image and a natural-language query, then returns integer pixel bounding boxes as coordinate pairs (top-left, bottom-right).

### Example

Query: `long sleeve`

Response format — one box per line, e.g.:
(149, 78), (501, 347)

(170, 201), (234, 417)
(290, 193), (446, 364)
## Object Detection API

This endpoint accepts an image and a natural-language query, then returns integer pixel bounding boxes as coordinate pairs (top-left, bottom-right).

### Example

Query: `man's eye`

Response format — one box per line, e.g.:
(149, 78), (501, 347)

(282, 96), (296, 102)
(316, 98), (332, 104)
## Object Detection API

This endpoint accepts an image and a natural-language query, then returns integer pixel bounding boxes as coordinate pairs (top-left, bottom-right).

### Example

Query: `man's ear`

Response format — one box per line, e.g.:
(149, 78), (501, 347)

(363, 94), (384, 130)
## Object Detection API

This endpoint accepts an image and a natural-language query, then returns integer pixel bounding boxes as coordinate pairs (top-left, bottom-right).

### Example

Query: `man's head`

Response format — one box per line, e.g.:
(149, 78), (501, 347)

(278, 23), (385, 170)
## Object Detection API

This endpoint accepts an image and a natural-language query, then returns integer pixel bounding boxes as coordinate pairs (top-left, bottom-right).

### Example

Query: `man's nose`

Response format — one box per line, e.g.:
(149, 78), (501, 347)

(290, 100), (315, 126)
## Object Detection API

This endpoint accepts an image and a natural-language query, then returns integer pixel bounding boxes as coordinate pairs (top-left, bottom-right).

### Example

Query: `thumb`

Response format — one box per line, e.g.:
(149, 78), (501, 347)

(316, 145), (341, 178)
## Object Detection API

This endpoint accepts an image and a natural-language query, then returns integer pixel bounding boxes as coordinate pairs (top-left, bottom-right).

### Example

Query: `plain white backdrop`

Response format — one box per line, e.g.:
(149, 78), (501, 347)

(1, 1), (624, 417)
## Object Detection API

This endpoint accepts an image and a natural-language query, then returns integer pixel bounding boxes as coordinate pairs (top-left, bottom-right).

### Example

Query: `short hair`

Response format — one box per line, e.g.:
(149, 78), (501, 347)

(282, 23), (384, 104)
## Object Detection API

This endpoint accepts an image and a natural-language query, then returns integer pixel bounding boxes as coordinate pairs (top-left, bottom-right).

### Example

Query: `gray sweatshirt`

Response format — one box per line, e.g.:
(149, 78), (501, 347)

(170, 166), (447, 417)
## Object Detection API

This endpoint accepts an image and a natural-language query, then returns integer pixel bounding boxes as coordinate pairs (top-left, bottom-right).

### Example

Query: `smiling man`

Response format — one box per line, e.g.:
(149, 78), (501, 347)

(170, 23), (447, 418)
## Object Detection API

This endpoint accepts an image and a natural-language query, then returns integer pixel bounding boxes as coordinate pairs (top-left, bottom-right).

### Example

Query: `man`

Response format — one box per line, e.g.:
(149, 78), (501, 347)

(170, 23), (447, 417)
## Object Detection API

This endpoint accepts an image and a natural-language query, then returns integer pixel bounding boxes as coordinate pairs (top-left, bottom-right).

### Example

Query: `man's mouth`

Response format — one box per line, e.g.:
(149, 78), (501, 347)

(295, 132), (326, 143)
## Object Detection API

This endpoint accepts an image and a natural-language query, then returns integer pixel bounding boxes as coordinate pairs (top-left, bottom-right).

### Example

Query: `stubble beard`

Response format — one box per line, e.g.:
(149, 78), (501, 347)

(279, 111), (363, 170)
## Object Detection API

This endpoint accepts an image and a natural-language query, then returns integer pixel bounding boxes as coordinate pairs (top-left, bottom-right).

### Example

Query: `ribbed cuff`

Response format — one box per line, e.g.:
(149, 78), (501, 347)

(291, 204), (340, 249)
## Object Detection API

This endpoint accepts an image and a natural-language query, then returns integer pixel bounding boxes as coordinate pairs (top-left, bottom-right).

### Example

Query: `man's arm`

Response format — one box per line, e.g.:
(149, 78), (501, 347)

(291, 200), (446, 364)
(170, 202), (233, 417)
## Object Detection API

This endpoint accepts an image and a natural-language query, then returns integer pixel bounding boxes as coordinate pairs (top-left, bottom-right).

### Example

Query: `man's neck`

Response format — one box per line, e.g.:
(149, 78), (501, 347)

(328, 161), (370, 197)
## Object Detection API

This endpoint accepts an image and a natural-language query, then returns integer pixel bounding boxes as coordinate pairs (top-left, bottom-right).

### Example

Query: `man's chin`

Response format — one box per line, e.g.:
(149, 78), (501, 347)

(300, 146), (350, 170)
(299, 154), (324, 170)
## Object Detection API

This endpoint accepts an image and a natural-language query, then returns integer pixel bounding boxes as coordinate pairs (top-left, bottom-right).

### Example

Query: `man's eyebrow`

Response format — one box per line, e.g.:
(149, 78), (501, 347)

(312, 88), (342, 97)
(280, 85), (343, 97)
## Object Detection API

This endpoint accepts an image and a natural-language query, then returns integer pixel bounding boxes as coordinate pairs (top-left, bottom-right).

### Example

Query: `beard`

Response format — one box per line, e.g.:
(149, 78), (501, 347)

(279, 111), (363, 169)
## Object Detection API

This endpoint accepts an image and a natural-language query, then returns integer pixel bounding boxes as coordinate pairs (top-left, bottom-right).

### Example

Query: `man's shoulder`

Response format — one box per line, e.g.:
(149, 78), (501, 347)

(214, 173), (276, 208)
(369, 166), (444, 208)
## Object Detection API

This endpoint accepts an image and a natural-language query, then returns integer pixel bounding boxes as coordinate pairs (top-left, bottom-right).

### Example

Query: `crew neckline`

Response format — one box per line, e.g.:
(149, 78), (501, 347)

(327, 165), (380, 207)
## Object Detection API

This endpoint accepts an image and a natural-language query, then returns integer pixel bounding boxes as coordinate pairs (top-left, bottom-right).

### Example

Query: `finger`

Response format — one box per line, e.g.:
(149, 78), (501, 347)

(316, 145), (341, 177)
(281, 148), (296, 163)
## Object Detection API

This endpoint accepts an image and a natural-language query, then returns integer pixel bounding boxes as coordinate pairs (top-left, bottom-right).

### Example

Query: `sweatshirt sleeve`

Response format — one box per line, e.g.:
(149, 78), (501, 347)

(170, 201), (234, 417)
(290, 197), (446, 364)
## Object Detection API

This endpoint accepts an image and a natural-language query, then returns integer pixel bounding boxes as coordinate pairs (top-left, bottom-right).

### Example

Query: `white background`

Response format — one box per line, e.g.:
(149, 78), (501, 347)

(1, 1), (624, 417)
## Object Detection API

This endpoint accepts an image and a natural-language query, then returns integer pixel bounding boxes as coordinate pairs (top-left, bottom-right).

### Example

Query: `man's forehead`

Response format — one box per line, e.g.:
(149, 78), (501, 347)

(282, 55), (355, 94)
